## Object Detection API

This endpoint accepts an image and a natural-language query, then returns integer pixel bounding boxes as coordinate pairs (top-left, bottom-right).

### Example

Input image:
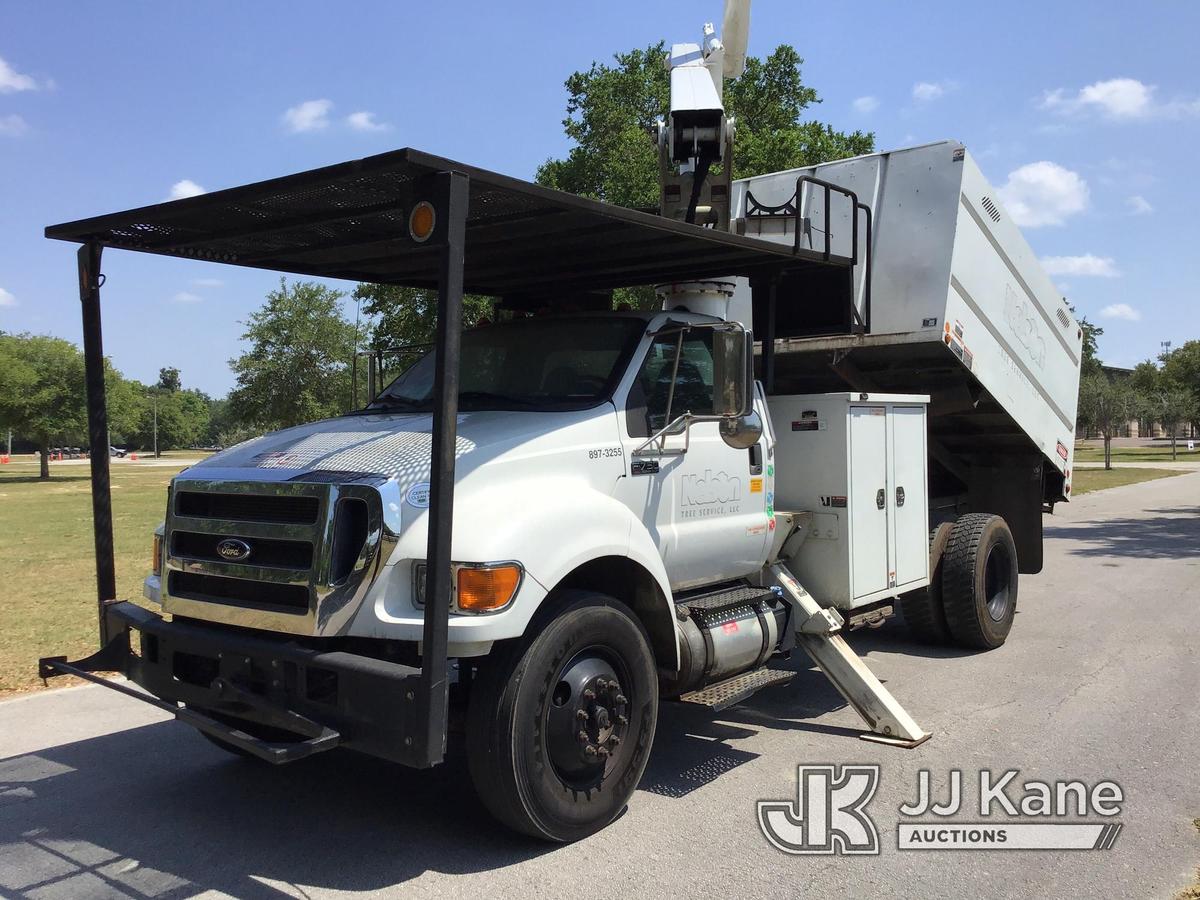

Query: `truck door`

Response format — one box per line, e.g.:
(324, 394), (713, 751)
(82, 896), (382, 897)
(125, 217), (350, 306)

(614, 327), (770, 590)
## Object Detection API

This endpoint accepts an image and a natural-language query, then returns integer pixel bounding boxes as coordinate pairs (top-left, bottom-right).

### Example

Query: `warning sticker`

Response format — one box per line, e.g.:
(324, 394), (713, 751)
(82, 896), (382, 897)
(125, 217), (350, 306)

(750, 477), (764, 493)
(792, 420), (819, 432)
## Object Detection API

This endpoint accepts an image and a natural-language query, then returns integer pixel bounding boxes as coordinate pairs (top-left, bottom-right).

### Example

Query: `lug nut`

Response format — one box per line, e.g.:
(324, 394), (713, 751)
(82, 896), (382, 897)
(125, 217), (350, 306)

(583, 688), (595, 701)
(610, 735), (621, 746)
(584, 745), (597, 757)
(597, 746), (610, 758)
(615, 694), (627, 705)
(617, 714), (628, 726)
(577, 730), (589, 743)
(576, 709), (589, 721)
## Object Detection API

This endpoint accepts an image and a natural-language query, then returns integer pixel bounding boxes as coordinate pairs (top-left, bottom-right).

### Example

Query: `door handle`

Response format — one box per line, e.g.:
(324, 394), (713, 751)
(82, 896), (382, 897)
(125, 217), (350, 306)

(876, 488), (885, 510)
(896, 486), (905, 507)
(748, 444), (763, 475)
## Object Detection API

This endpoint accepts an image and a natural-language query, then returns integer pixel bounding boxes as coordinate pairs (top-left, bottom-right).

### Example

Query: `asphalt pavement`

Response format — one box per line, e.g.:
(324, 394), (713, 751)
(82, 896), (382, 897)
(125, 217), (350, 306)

(2, 472), (1198, 898)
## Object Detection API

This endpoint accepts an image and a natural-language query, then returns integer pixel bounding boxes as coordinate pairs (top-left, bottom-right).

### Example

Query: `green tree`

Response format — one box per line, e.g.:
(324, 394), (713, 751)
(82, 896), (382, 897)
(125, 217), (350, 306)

(1077, 373), (1144, 470)
(1161, 340), (1200, 432)
(1151, 387), (1197, 459)
(535, 42), (874, 210)
(0, 333), (138, 478)
(228, 279), (357, 429)
(157, 367), (182, 392)
(1069, 307), (1104, 376)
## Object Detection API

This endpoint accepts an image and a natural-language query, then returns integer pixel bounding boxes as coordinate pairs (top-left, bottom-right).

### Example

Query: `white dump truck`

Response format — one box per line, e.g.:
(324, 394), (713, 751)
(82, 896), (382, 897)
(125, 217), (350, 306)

(40, 2), (1079, 843)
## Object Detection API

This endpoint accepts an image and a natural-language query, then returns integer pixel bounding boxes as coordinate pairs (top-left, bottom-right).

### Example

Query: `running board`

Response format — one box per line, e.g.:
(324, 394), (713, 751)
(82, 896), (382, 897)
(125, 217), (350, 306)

(678, 666), (795, 711)
(766, 563), (931, 748)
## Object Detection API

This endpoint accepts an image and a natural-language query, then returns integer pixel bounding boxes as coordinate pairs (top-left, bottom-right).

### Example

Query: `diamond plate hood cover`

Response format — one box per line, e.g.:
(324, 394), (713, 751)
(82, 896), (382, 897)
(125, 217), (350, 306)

(185, 411), (528, 487)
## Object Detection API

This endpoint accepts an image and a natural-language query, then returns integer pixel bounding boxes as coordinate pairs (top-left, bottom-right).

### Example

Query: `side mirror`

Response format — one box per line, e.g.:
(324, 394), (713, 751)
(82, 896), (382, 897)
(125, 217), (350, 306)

(711, 326), (753, 418)
(720, 408), (763, 449)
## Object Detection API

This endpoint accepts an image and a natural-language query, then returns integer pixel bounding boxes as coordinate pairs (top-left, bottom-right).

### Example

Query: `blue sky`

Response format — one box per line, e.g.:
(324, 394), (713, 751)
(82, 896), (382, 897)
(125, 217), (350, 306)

(2, 0), (1198, 395)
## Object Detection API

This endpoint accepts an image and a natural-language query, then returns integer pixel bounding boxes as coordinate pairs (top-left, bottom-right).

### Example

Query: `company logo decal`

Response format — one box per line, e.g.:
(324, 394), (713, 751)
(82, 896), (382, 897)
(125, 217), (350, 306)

(216, 538), (252, 562)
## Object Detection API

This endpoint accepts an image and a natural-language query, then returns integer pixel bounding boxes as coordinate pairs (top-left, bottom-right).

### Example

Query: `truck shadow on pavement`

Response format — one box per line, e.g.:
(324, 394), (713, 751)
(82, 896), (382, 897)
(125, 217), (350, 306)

(0, 648), (901, 897)
(0, 724), (552, 898)
(1045, 509), (1200, 559)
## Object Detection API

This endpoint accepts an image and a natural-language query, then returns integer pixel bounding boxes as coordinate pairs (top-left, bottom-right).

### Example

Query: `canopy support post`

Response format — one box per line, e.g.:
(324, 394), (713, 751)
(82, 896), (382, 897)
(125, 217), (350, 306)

(78, 242), (119, 646)
(417, 170), (469, 766)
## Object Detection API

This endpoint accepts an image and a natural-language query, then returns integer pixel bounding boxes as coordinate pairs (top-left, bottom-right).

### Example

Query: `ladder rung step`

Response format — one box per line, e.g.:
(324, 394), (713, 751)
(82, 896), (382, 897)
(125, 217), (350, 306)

(677, 665), (795, 712)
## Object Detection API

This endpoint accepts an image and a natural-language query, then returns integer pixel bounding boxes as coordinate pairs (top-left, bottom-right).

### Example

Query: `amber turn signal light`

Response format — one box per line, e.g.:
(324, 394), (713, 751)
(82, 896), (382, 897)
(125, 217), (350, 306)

(456, 564), (521, 612)
(152, 533), (163, 577)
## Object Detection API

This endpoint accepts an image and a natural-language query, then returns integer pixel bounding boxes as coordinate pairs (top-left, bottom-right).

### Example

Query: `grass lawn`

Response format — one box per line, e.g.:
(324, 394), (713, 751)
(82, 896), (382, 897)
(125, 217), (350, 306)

(0, 458), (185, 695)
(1071, 467), (1187, 495)
(1074, 443), (1199, 463)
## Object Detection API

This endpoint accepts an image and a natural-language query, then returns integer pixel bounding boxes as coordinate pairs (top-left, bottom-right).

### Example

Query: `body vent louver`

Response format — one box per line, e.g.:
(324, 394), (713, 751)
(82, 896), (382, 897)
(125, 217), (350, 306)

(980, 196), (1003, 223)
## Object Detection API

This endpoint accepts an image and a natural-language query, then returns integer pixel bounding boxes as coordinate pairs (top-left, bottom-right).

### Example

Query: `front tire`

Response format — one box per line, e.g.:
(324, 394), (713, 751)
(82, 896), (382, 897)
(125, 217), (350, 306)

(466, 591), (658, 842)
(942, 513), (1018, 649)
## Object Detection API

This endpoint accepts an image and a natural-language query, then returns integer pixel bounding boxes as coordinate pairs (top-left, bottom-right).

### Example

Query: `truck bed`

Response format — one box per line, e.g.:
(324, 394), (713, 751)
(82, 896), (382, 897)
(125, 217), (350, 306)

(732, 141), (1082, 503)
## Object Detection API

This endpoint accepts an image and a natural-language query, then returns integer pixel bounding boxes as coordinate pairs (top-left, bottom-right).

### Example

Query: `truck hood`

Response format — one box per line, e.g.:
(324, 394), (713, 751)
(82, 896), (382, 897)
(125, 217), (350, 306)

(185, 408), (611, 487)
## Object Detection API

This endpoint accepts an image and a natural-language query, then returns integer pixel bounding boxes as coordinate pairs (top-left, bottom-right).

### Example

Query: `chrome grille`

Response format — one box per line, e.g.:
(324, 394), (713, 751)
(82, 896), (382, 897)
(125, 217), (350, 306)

(162, 478), (387, 636)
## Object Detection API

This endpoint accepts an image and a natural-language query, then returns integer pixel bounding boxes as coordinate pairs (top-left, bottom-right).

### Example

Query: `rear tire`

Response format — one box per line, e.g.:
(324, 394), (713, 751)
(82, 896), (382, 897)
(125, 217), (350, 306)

(899, 521), (954, 643)
(941, 513), (1018, 649)
(466, 591), (658, 842)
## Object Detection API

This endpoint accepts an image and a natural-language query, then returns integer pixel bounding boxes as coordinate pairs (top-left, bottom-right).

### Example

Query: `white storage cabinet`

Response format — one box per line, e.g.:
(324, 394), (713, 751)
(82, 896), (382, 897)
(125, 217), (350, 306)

(767, 393), (930, 609)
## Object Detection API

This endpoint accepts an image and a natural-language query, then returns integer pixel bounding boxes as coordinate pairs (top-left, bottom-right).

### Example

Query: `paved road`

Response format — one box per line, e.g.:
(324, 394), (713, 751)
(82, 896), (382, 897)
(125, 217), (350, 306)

(2, 475), (1198, 899)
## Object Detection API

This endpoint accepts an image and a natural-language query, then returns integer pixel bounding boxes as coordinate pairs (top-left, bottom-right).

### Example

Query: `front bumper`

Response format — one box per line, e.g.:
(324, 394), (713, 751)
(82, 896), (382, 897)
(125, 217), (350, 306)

(44, 602), (443, 767)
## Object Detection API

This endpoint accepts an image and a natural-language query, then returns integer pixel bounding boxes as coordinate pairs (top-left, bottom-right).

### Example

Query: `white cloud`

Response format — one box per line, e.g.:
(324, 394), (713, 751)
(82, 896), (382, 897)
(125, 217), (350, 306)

(0, 56), (38, 93)
(171, 291), (203, 304)
(0, 287), (16, 307)
(0, 113), (29, 137)
(1041, 254), (1120, 278)
(912, 81), (951, 102)
(1100, 303), (1140, 321)
(283, 99), (333, 133)
(167, 179), (206, 201)
(192, 277), (224, 288)
(1041, 77), (1200, 121)
(997, 161), (1089, 227)
(1127, 194), (1153, 215)
(346, 110), (390, 132)
(852, 96), (879, 114)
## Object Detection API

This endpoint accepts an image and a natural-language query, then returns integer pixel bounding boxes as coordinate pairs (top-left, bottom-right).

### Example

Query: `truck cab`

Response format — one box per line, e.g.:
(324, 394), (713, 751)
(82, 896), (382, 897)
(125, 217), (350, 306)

(147, 308), (766, 659)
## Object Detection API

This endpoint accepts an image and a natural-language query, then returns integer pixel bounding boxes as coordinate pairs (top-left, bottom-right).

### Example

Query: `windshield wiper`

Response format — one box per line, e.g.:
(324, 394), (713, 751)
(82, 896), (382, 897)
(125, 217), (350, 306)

(458, 390), (538, 408)
(354, 396), (430, 414)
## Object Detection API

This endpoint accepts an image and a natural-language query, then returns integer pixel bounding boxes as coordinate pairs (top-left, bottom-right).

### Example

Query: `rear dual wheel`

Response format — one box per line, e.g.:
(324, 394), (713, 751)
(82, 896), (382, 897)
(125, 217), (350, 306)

(900, 514), (1018, 650)
(466, 591), (658, 842)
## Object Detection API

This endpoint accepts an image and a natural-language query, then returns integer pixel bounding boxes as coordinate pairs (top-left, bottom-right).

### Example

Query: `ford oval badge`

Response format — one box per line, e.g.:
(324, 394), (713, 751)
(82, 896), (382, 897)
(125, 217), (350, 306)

(216, 538), (252, 562)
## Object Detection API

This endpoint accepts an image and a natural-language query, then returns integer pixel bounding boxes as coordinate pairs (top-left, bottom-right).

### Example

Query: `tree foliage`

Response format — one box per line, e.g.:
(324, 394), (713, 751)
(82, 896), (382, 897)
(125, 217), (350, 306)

(535, 42), (874, 210)
(0, 333), (142, 477)
(1077, 373), (1144, 469)
(228, 279), (357, 429)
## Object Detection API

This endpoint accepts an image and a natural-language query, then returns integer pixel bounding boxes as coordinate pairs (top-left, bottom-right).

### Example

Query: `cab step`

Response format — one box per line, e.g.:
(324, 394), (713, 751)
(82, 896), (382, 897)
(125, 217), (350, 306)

(677, 665), (794, 712)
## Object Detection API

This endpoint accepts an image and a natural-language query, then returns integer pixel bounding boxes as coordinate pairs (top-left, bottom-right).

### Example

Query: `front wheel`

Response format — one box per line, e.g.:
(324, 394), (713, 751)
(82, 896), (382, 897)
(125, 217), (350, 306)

(466, 591), (658, 842)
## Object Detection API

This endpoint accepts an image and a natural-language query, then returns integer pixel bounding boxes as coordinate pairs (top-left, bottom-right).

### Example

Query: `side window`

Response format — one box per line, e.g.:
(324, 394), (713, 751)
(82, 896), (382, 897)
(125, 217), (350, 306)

(626, 330), (715, 437)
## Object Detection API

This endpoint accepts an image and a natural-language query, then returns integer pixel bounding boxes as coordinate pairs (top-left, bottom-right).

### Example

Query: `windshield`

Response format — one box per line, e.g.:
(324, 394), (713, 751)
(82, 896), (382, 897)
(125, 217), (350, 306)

(368, 316), (646, 413)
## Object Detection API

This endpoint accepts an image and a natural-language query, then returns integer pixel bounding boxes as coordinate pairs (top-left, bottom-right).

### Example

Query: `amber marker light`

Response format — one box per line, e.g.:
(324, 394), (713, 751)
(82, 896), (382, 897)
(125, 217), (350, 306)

(409, 201), (436, 242)
(456, 564), (522, 612)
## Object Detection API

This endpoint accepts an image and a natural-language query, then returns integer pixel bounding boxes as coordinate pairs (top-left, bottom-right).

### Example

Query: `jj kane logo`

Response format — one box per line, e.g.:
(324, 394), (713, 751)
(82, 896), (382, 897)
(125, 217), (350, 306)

(758, 766), (1124, 854)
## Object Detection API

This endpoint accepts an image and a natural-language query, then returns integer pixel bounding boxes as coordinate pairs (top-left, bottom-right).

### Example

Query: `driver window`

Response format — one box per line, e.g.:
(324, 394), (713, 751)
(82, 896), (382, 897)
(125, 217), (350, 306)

(626, 330), (715, 437)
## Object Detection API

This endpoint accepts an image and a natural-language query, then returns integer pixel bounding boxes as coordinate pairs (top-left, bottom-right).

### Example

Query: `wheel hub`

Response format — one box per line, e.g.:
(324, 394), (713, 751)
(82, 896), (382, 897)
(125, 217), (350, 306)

(547, 654), (630, 785)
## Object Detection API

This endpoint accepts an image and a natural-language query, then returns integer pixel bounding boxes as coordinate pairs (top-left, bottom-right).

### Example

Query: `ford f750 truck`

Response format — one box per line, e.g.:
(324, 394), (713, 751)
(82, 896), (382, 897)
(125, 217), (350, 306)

(39, 6), (1079, 844)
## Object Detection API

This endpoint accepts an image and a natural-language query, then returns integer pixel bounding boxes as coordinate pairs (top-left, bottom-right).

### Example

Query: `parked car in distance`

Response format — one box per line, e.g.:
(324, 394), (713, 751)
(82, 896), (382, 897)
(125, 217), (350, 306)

(110, 446), (127, 458)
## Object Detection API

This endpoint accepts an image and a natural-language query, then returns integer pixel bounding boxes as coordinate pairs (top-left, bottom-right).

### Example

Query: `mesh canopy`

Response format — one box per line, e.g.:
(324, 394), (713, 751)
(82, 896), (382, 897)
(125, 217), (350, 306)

(46, 148), (849, 297)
